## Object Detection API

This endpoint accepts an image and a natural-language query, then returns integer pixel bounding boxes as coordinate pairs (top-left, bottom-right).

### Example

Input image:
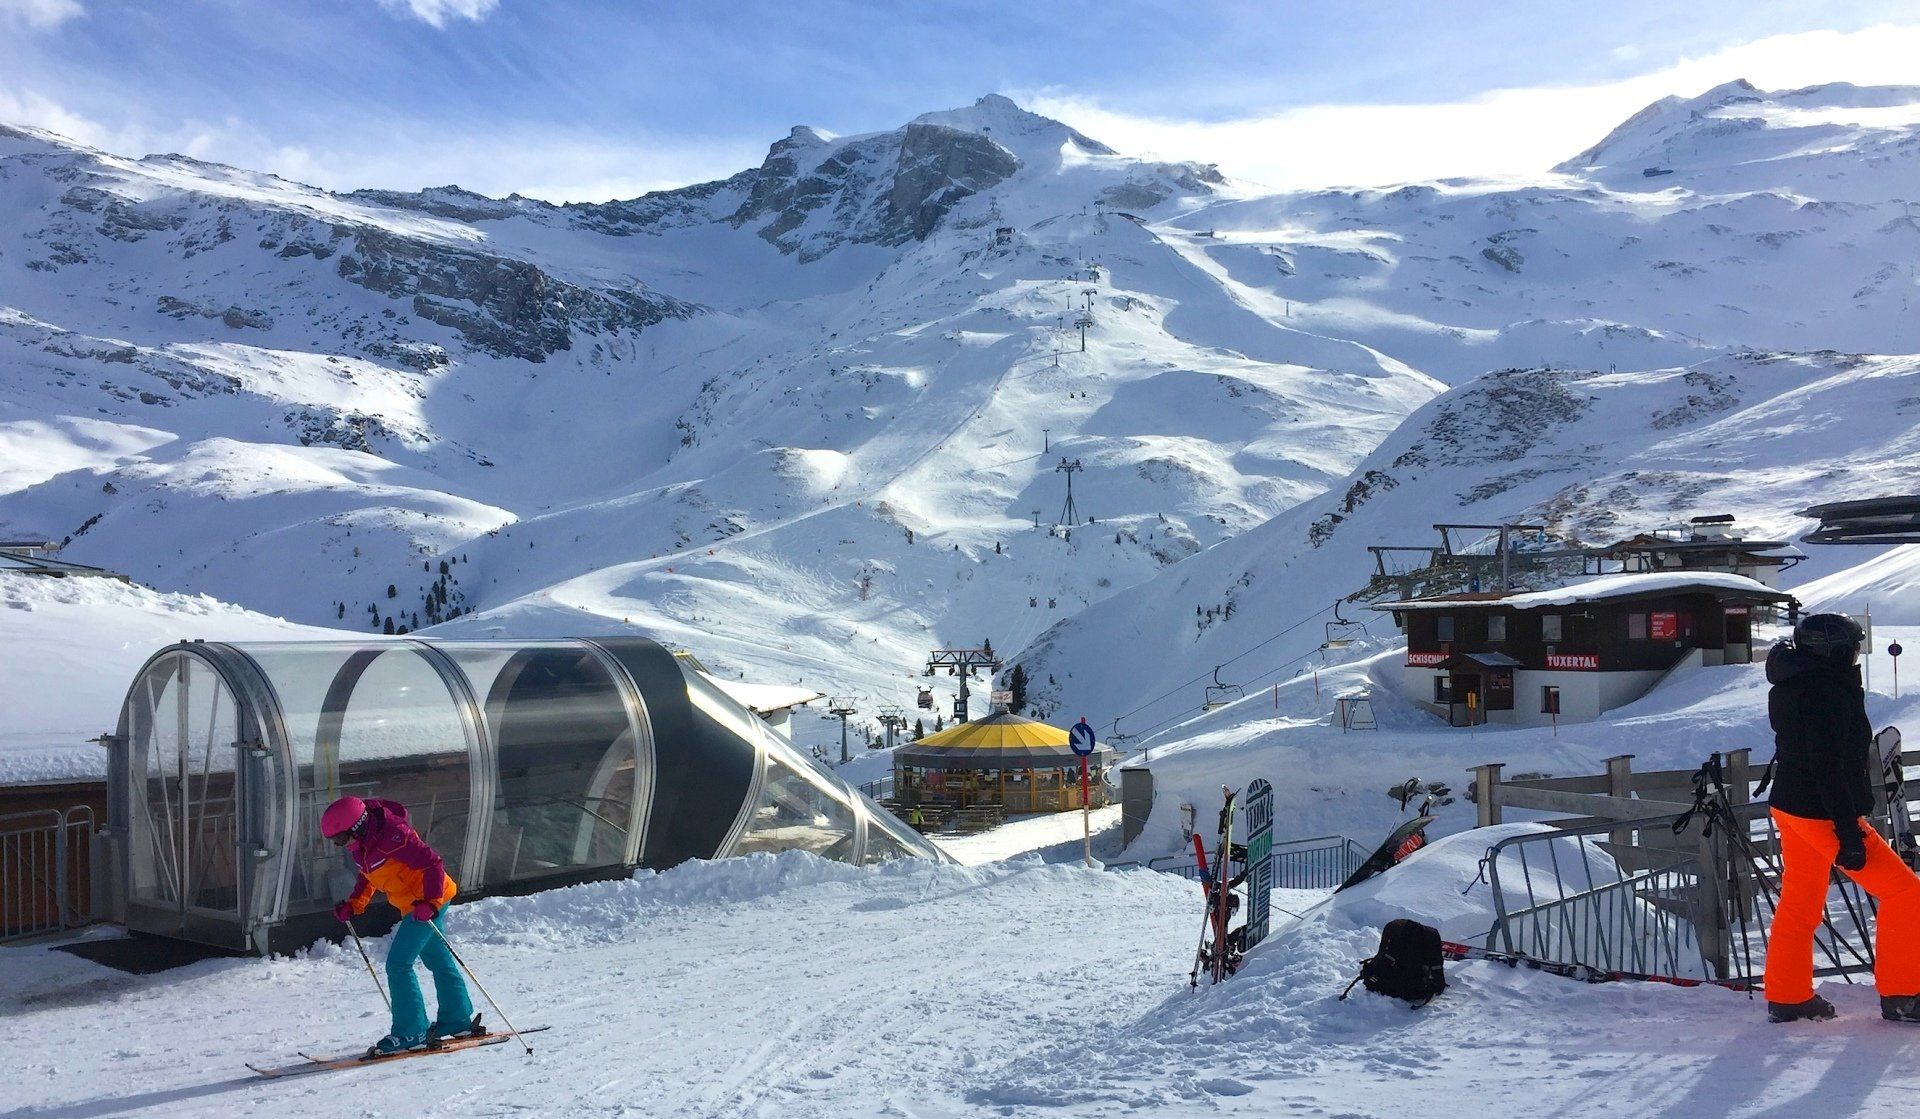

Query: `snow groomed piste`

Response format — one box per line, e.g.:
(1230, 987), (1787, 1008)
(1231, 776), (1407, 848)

(102, 636), (940, 955)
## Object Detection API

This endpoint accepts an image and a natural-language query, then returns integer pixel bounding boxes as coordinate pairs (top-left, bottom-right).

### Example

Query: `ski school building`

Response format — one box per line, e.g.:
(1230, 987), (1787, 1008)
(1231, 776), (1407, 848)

(1373, 572), (1796, 727)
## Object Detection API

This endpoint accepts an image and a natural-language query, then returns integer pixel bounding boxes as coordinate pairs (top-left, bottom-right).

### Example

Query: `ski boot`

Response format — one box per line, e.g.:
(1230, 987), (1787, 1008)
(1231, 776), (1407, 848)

(366, 1032), (428, 1058)
(1768, 995), (1837, 1024)
(1881, 995), (1920, 1023)
(427, 1013), (486, 1047)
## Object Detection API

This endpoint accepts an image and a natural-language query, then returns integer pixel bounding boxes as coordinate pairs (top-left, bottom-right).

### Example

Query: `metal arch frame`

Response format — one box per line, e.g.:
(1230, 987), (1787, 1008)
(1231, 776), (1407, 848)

(577, 639), (658, 868)
(708, 696), (770, 860)
(405, 640), (495, 886)
(113, 642), (287, 952)
(195, 641), (297, 950)
(469, 641), (652, 887)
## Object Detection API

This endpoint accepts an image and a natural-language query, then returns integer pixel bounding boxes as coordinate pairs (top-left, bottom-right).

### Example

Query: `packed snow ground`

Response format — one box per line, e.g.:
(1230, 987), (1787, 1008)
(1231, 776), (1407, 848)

(7, 846), (1920, 1119)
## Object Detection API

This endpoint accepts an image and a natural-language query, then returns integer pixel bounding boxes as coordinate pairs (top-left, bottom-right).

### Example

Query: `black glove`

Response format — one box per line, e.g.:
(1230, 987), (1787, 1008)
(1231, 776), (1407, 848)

(1837, 824), (1868, 873)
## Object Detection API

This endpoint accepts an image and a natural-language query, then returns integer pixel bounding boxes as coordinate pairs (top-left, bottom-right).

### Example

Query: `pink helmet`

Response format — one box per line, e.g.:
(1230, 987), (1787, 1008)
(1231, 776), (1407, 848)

(320, 795), (367, 839)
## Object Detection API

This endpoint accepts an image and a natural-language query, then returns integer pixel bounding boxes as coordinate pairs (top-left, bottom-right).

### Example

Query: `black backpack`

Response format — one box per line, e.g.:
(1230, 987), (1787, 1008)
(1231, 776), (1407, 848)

(1340, 918), (1447, 1005)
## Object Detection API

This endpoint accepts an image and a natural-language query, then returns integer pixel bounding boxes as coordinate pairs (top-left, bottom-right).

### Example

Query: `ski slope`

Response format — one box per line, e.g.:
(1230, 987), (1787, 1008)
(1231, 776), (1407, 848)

(7, 845), (1920, 1118)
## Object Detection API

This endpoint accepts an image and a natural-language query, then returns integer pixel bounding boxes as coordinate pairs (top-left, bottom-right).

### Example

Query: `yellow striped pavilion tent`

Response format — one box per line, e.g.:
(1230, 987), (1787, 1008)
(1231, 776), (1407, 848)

(893, 712), (1114, 813)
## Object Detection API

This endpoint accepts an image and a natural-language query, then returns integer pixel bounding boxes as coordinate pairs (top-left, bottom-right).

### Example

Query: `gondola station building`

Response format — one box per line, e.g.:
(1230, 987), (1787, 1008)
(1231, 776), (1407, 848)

(1373, 572), (1795, 727)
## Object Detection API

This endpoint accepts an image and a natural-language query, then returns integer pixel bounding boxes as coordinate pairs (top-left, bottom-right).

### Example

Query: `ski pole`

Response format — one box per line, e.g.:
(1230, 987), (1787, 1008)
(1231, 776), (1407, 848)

(344, 917), (390, 1012)
(426, 919), (534, 1055)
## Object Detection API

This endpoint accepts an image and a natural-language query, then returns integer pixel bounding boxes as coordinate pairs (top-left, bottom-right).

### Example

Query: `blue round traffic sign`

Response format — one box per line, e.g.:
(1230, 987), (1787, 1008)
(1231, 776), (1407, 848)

(1069, 719), (1097, 756)
(1891, 642), (1905, 658)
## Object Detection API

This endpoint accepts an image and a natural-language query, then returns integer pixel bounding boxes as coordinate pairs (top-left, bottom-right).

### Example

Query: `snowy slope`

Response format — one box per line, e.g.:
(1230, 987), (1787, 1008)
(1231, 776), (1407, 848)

(0, 571), (345, 781)
(6, 848), (1918, 1118)
(4, 83), (1920, 765)
(1021, 350), (1920, 736)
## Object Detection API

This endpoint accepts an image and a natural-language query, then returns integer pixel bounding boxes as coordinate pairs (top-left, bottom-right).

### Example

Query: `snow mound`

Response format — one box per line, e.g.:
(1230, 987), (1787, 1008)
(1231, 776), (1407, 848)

(0, 572), (343, 782)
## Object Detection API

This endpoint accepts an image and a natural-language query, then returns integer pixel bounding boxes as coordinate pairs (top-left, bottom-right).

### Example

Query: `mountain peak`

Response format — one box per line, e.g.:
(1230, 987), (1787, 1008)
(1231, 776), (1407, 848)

(910, 93), (1116, 158)
(1558, 79), (1920, 178)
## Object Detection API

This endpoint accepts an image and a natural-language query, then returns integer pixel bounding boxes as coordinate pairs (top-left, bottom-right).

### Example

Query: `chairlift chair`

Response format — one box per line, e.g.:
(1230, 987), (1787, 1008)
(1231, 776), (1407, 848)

(1323, 600), (1366, 649)
(1202, 666), (1245, 711)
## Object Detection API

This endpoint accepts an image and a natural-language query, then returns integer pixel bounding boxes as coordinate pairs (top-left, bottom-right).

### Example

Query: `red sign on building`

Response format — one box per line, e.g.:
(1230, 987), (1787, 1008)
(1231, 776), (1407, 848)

(1406, 652), (1448, 667)
(1546, 653), (1600, 670)
(1651, 612), (1678, 641)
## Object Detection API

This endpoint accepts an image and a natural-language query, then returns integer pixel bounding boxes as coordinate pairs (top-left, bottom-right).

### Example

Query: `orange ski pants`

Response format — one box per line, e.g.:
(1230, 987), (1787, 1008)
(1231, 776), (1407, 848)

(1767, 808), (1920, 1003)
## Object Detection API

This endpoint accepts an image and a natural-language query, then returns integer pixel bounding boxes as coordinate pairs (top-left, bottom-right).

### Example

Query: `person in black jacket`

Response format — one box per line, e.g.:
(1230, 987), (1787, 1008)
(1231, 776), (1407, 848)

(1765, 613), (1920, 1024)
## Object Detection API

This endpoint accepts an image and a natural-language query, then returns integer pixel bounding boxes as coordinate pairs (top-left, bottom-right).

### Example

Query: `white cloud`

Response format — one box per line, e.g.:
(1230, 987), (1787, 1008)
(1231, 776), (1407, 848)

(0, 0), (83, 30)
(377, 0), (499, 29)
(1019, 24), (1920, 190)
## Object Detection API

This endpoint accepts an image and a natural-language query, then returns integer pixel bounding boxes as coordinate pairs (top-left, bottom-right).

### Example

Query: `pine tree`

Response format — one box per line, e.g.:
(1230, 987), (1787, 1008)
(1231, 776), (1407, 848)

(383, 616), (395, 635)
(912, 718), (924, 739)
(1008, 663), (1029, 714)
(387, 584), (397, 599)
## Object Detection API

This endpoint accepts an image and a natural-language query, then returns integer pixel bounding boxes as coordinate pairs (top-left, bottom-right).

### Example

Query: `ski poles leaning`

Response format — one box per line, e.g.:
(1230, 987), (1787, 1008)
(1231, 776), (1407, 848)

(342, 917), (391, 1012)
(340, 912), (534, 1055)
(426, 919), (535, 1055)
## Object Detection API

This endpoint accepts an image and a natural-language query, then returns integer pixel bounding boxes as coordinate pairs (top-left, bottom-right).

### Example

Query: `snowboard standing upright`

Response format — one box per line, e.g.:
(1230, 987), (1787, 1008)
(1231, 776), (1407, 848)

(1242, 779), (1274, 952)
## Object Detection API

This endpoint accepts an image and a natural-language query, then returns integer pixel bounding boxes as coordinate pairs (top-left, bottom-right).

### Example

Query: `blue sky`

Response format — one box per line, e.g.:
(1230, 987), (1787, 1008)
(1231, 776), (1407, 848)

(3, 0), (1918, 200)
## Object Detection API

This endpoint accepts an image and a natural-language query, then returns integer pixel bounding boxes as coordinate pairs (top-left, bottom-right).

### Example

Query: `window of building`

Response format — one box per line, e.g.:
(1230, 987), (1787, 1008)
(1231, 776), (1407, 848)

(1434, 676), (1453, 704)
(1627, 612), (1648, 640)
(1487, 615), (1506, 643)
(1436, 615), (1455, 643)
(1487, 670), (1514, 711)
(1542, 614), (1563, 643)
(1542, 686), (1561, 715)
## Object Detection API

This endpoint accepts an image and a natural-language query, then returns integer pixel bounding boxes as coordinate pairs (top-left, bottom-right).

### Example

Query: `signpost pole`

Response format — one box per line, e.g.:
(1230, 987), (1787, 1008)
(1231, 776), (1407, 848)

(1891, 641), (1904, 700)
(1069, 718), (1097, 868)
(1081, 755), (1091, 868)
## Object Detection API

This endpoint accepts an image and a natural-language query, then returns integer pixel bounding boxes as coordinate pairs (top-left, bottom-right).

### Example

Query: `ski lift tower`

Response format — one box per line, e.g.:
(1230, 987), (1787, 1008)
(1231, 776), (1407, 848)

(1056, 458), (1083, 527)
(828, 696), (858, 764)
(926, 645), (1002, 724)
(1081, 288), (1097, 313)
(876, 705), (907, 750)
(1074, 312), (1094, 351)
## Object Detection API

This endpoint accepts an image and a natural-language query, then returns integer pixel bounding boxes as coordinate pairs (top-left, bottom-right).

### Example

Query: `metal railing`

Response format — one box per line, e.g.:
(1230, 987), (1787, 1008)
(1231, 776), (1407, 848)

(1, 806), (96, 940)
(1482, 801), (1878, 985)
(1141, 833), (1366, 891)
(857, 775), (895, 801)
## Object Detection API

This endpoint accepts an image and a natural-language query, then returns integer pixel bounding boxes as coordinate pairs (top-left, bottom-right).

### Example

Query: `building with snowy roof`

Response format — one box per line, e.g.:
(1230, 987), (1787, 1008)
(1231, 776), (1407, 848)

(99, 636), (939, 955)
(1373, 573), (1796, 727)
(0, 540), (129, 581)
(893, 712), (1114, 814)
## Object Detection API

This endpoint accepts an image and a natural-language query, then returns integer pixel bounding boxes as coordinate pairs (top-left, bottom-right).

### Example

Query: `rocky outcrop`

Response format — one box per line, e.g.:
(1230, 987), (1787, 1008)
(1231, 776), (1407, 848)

(726, 121), (1020, 260)
(333, 227), (699, 361)
(883, 123), (1020, 241)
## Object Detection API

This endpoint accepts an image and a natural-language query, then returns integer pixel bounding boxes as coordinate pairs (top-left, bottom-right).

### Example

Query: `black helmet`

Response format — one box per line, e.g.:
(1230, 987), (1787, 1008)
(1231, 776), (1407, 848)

(1794, 613), (1865, 661)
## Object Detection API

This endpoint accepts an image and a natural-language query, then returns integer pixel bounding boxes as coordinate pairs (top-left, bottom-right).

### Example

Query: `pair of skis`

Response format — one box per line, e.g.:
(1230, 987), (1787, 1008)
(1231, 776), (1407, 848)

(1189, 785), (1241, 988)
(246, 1026), (550, 1080)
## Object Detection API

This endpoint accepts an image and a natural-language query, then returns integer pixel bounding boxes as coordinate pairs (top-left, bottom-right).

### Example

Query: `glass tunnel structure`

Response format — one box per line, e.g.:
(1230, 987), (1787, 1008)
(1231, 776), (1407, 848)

(102, 637), (941, 954)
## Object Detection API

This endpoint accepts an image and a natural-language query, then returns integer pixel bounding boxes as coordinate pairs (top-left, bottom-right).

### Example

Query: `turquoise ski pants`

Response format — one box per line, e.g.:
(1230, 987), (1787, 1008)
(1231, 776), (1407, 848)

(385, 911), (473, 1038)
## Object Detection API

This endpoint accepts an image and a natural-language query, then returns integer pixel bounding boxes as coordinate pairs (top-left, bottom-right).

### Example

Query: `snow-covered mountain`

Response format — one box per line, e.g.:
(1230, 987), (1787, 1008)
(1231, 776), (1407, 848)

(3, 83), (1918, 758)
(1019, 349), (1920, 738)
